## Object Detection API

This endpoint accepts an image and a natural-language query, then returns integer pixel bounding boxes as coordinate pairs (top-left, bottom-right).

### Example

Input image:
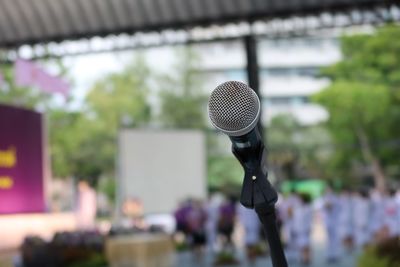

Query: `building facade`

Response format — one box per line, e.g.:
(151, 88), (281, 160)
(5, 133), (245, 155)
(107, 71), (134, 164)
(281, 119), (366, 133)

(194, 35), (341, 126)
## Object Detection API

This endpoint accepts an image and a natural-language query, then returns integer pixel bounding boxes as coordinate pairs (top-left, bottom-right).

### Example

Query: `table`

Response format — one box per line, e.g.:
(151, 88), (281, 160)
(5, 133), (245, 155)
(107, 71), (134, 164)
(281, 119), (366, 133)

(106, 234), (174, 267)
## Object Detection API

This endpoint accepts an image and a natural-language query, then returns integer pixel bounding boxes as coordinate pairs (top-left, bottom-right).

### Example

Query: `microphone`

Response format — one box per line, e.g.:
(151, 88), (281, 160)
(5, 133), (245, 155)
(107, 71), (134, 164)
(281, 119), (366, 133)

(208, 81), (277, 208)
(208, 80), (262, 152)
(208, 81), (288, 267)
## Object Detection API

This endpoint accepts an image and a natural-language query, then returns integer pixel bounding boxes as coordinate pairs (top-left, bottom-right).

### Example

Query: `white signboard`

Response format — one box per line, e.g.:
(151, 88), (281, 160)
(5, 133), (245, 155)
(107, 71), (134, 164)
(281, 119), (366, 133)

(117, 130), (207, 215)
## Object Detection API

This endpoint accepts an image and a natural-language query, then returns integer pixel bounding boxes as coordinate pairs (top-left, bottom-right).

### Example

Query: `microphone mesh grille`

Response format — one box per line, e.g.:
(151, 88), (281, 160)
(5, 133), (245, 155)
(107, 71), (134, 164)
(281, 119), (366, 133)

(208, 81), (259, 133)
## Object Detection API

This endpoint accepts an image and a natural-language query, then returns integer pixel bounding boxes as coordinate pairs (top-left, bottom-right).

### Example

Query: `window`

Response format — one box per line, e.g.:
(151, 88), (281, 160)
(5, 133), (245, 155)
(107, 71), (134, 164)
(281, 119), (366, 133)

(263, 96), (309, 106)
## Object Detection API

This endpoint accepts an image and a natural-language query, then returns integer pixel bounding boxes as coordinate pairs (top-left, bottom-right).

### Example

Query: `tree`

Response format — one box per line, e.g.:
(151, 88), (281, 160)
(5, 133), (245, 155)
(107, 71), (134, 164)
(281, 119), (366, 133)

(207, 156), (244, 188)
(48, 109), (83, 178)
(157, 48), (206, 129)
(313, 25), (400, 189)
(267, 115), (300, 181)
(313, 82), (390, 189)
(48, 55), (152, 190)
(156, 47), (243, 188)
(266, 114), (333, 182)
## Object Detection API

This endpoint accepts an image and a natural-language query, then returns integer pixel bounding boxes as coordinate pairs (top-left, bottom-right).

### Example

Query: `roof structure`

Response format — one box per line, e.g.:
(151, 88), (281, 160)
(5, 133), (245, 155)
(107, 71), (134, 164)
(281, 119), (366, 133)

(0, 0), (399, 49)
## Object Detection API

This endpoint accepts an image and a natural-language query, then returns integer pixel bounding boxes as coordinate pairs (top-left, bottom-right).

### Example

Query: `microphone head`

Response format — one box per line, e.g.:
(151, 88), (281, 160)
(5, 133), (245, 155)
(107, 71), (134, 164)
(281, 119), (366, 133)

(208, 81), (260, 137)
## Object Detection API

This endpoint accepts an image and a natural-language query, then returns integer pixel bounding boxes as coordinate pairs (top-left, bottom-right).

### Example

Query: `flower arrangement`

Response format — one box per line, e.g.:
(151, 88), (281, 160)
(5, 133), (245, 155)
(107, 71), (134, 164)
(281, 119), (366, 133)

(21, 231), (106, 267)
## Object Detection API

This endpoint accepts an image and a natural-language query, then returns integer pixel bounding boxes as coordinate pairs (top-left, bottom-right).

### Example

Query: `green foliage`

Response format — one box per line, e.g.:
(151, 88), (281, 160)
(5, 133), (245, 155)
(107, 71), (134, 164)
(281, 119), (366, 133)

(267, 114), (333, 181)
(313, 24), (400, 184)
(156, 47), (231, 188)
(357, 247), (391, 267)
(208, 156), (244, 187)
(49, 110), (84, 178)
(214, 250), (239, 266)
(174, 241), (190, 252)
(357, 238), (400, 267)
(67, 254), (107, 267)
(85, 55), (151, 130)
(1, 49), (209, 191)
(74, 56), (150, 183)
(46, 55), (152, 187)
(97, 177), (116, 203)
(313, 81), (391, 181)
(267, 115), (301, 180)
(157, 48), (206, 129)
(314, 81), (390, 127)
(322, 25), (400, 88)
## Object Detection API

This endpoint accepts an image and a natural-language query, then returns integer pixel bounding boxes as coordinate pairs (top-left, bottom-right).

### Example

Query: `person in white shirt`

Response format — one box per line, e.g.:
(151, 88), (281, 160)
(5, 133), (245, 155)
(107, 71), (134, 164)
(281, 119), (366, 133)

(396, 189), (400, 235)
(205, 194), (220, 252)
(323, 187), (341, 263)
(338, 189), (354, 252)
(281, 191), (301, 262)
(382, 189), (399, 238)
(294, 193), (313, 265)
(369, 188), (384, 242)
(237, 203), (261, 265)
(352, 189), (370, 248)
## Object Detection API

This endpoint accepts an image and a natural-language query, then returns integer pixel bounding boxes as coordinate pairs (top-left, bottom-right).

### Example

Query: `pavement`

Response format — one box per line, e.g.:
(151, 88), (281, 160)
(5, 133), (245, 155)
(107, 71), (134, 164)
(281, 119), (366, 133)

(174, 244), (359, 267)
(175, 217), (359, 267)
(0, 244), (358, 267)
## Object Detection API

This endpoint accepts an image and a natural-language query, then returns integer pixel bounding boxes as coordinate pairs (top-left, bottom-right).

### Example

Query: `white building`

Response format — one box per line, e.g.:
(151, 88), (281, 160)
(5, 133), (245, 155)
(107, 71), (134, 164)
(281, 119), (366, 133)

(194, 35), (341, 126)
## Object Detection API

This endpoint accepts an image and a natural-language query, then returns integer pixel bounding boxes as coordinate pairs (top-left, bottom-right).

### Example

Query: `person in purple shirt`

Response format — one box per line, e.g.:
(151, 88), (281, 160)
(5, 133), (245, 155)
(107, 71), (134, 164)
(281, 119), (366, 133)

(174, 198), (193, 235)
(187, 199), (207, 261)
(218, 196), (237, 250)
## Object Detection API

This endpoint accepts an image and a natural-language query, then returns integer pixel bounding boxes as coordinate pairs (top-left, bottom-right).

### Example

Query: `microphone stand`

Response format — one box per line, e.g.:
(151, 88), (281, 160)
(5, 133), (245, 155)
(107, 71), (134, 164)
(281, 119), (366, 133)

(232, 141), (288, 267)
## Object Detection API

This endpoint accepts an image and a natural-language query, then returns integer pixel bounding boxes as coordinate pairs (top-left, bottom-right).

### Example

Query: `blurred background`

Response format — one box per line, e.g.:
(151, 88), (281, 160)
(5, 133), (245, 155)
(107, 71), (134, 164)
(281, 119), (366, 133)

(0, 1), (400, 267)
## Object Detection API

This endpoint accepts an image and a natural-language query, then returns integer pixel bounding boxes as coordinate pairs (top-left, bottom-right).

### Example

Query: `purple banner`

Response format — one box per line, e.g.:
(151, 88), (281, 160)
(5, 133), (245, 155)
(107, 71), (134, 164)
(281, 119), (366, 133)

(0, 104), (45, 214)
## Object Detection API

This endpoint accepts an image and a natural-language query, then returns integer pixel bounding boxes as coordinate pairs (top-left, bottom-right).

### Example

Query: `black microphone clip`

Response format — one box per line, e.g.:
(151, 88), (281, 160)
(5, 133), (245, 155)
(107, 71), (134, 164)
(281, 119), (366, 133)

(230, 129), (278, 209)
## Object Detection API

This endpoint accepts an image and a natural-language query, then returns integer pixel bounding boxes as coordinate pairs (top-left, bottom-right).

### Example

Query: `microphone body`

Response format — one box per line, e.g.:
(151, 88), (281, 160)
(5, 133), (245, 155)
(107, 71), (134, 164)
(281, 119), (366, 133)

(229, 127), (263, 169)
(208, 81), (277, 208)
(231, 128), (277, 208)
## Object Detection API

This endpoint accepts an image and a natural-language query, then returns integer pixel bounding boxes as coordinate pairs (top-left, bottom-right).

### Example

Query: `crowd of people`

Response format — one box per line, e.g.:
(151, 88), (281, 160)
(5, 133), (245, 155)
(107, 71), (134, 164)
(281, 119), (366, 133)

(174, 197), (235, 258)
(281, 187), (400, 265)
(174, 187), (400, 266)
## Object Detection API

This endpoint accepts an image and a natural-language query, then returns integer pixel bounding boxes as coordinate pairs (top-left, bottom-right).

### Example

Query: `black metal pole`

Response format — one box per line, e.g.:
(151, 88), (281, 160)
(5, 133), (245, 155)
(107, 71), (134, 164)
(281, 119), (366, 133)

(240, 40), (288, 266)
(244, 35), (263, 137)
(255, 203), (288, 267)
